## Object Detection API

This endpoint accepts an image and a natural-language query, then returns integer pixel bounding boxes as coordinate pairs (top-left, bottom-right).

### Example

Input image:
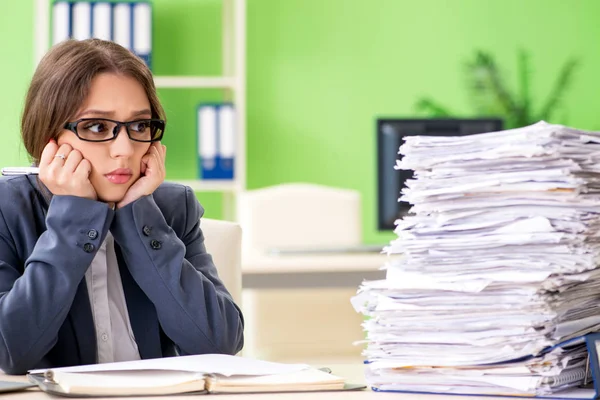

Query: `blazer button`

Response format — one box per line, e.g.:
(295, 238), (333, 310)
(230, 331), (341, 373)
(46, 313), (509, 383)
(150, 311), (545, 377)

(87, 229), (98, 239)
(142, 225), (152, 236)
(150, 239), (161, 250)
(83, 243), (95, 253)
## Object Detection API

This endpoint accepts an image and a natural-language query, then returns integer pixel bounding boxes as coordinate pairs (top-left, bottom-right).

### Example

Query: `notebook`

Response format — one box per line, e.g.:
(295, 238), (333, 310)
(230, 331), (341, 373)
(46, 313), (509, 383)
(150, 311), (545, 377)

(27, 354), (365, 397)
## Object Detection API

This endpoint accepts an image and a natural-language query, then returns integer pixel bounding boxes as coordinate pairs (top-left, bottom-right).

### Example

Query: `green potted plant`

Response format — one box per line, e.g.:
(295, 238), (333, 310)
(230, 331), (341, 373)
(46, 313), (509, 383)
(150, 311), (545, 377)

(415, 50), (579, 129)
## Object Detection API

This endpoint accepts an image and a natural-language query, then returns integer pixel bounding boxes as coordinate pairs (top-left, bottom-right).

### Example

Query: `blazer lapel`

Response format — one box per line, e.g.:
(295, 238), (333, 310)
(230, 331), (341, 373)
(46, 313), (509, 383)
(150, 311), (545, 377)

(115, 245), (162, 359)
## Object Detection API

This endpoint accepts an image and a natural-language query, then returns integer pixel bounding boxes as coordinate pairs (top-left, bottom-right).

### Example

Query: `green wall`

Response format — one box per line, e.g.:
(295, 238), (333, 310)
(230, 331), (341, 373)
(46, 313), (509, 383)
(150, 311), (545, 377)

(0, 0), (32, 165)
(2, 0), (600, 245)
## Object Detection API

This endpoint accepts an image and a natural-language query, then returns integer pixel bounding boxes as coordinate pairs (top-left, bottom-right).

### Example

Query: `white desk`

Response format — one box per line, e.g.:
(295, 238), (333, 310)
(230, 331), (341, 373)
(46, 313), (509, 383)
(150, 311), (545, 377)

(240, 253), (388, 359)
(242, 253), (388, 288)
(0, 363), (531, 399)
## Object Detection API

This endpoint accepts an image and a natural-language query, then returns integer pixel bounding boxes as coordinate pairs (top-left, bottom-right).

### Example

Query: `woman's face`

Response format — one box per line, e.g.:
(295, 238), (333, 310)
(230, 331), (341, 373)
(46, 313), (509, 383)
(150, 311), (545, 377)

(57, 72), (152, 203)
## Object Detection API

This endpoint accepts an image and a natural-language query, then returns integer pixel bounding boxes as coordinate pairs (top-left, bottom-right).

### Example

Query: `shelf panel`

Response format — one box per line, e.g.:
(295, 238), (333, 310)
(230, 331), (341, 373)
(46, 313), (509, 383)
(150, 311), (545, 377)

(167, 179), (240, 192)
(154, 76), (235, 89)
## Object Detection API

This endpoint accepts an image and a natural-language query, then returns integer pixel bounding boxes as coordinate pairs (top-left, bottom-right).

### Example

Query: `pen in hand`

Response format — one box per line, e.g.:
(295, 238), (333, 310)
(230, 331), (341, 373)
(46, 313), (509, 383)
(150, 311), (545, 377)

(1, 167), (40, 176)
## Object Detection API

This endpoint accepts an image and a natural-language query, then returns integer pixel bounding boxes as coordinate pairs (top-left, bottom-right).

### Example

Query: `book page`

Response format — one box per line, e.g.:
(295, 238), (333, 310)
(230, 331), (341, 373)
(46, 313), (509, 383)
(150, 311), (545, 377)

(46, 370), (205, 396)
(30, 354), (310, 377)
(206, 368), (346, 393)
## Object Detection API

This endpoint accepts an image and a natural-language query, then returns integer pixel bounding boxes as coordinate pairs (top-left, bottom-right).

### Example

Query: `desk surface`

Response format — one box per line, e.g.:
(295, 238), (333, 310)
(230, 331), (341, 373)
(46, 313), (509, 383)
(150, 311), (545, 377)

(241, 254), (389, 288)
(0, 363), (530, 400)
(243, 253), (391, 274)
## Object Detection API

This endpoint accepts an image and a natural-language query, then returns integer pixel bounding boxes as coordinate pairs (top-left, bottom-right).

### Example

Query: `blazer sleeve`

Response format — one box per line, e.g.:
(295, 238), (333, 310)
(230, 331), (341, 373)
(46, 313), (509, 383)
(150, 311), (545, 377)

(0, 196), (114, 374)
(110, 186), (244, 356)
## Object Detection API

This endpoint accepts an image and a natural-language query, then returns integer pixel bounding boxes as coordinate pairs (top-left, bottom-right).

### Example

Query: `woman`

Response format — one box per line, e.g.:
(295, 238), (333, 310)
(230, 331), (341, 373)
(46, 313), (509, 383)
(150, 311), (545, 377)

(0, 39), (244, 375)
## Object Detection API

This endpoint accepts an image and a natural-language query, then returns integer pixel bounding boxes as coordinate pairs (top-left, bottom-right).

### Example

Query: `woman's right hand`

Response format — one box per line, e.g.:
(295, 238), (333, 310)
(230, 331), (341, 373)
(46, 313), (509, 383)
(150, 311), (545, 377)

(38, 140), (97, 200)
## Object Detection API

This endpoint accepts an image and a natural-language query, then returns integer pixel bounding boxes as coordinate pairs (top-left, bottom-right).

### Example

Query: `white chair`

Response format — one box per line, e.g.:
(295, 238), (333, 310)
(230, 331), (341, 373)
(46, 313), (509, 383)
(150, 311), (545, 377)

(238, 183), (362, 259)
(237, 183), (385, 362)
(200, 218), (242, 306)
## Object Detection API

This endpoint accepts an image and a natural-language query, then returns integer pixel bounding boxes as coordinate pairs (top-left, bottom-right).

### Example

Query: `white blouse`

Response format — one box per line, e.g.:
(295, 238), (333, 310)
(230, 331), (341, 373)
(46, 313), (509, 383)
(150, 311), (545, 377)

(84, 232), (141, 363)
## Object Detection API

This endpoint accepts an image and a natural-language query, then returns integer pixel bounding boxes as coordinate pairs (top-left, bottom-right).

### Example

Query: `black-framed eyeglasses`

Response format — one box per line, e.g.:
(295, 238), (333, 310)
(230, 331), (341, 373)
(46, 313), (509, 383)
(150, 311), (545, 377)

(63, 118), (165, 143)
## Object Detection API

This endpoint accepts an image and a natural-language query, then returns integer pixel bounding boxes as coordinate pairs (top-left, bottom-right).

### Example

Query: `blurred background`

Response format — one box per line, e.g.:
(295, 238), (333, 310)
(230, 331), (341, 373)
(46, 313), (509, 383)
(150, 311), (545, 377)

(2, 0), (600, 366)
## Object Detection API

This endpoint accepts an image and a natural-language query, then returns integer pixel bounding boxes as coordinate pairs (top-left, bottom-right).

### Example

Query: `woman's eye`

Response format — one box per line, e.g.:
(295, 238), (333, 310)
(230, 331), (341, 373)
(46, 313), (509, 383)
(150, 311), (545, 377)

(83, 122), (108, 133)
(130, 121), (149, 132)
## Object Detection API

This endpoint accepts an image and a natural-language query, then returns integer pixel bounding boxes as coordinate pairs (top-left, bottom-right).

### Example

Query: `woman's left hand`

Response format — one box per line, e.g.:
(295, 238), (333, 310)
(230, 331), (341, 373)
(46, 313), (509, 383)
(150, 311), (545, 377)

(117, 142), (166, 209)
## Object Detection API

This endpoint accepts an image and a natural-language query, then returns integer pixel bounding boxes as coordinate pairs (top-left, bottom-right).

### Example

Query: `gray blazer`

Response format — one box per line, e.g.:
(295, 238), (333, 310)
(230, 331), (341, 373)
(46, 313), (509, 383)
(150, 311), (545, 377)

(0, 175), (244, 374)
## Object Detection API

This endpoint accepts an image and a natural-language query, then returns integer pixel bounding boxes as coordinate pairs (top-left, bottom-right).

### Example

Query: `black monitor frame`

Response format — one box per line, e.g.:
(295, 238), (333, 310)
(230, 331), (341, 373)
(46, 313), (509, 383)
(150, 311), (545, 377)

(376, 118), (504, 231)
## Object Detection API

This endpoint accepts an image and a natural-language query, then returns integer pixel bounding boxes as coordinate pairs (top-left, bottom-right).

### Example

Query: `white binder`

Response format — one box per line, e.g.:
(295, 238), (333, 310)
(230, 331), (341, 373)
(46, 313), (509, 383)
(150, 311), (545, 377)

(112, 3), (132, 50)
(92, 2), (112, 41)
(72, 2), (91, 40)
(198, 105), (218, 178)
(133, 2), (152, 67)
(52, 1), (71, 45)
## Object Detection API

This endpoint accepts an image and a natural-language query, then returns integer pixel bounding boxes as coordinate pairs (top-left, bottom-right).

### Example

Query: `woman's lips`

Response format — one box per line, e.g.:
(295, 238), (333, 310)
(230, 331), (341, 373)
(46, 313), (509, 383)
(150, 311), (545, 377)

(105, 168), (132, 184)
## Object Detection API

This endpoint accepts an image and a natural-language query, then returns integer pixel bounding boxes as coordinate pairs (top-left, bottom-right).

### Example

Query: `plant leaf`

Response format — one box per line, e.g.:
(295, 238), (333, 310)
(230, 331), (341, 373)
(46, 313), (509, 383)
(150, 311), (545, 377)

(536, 58), (579, 123)
(464, 50), (521, 127)
(414, 97), (454, 117)
(517, 49), (532, 126)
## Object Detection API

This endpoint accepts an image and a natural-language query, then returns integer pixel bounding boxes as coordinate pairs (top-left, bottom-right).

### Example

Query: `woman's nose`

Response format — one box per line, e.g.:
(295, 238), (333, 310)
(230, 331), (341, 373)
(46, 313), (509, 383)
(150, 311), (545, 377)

(109, 125), (135, 157)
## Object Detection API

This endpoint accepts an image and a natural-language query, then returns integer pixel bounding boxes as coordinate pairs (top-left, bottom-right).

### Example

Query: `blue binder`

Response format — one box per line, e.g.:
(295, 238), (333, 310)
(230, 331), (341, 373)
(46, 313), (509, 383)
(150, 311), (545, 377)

(369, 333), (600, 399)
(197, 103), (236, 180)
(217, 103), (235, 180)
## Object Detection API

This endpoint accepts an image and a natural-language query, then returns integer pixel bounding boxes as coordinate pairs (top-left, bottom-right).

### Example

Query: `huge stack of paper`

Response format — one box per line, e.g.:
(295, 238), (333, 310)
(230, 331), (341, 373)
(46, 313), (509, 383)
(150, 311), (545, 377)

(352, 121), (600, 397)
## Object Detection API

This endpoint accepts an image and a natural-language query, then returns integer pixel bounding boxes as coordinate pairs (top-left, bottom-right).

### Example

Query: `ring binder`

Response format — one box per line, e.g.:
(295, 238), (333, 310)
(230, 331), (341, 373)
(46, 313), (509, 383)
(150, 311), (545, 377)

(52, 2), (153, 68)
(544, 367), (587, 388)
(585, 353), (591, 386)
(92, 2), (112, 41)
(197, 103), (236, 180)
(52, 1), (70, 45)
(72, 2), (91, 40)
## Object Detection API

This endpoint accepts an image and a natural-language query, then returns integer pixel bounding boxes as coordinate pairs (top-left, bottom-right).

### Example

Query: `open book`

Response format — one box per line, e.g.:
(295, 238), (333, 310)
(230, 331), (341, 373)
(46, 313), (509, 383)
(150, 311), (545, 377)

(27, 354), (364, 397)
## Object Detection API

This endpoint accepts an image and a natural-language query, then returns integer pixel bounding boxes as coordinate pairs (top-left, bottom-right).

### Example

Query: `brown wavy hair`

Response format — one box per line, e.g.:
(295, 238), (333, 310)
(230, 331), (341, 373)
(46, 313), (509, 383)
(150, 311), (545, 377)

(21, 38), (165, 164)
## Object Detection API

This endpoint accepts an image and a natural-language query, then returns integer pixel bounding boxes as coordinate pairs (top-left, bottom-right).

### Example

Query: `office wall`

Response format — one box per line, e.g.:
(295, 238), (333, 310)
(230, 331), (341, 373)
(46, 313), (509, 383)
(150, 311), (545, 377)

(0, 1), (33, 166)
(1, 0), (600, 244)
(245, 0), (600, 245)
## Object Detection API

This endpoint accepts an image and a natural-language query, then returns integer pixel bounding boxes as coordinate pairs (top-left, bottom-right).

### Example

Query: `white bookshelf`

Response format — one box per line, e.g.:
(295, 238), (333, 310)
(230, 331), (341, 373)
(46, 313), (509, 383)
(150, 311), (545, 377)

(154, 76), (236, 89)
(170, 179), (240, 192)
(33, 0), (247, 220)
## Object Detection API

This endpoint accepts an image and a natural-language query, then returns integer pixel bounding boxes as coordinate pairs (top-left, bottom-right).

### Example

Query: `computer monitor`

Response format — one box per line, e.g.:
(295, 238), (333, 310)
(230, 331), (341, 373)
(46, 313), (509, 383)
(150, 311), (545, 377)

(377, 118), (504, 231)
